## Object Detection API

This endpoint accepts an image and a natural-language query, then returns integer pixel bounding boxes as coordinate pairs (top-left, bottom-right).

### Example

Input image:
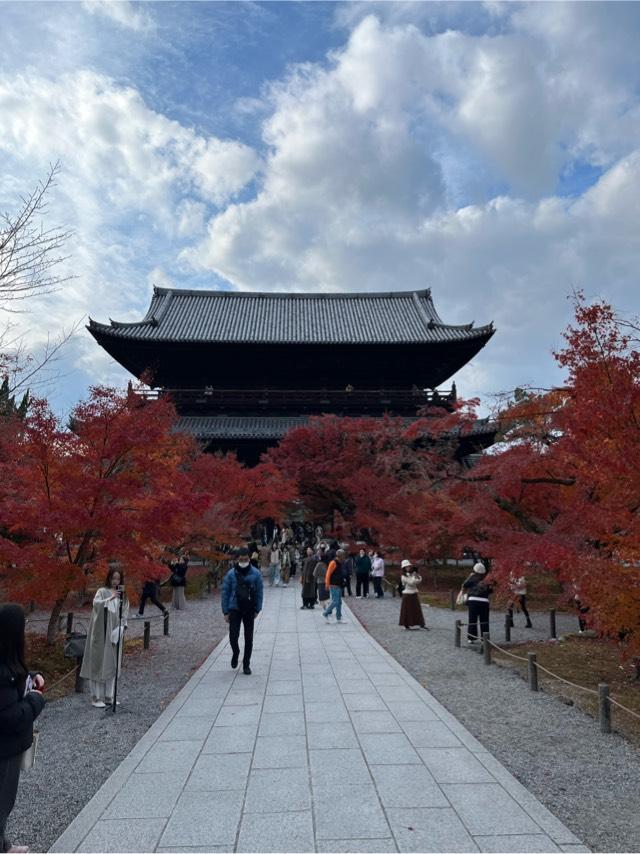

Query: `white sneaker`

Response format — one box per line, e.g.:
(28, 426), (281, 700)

(356, 596), (362, 599)
(323, 613), (330, 621)
(92, 699), (106, 708)
(132, 613), (144, 619)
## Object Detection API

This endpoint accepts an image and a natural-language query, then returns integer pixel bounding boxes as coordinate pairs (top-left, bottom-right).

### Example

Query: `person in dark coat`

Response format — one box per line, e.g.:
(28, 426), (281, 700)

(462, 561), (493, 643)
(300, 547), (317, 609)
(221, 548), (264, 675)
(341, 552), (354, 597)
(355, 548), (371, 598)
(169, 554), (189, 610)
(0, 604), (46, 854)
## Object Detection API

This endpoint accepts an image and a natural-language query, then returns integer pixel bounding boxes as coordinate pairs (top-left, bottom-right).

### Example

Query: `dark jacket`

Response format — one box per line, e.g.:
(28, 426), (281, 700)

(355, 555), (372, 575)
(221, 566), (264, 614)
(170, 560), (188, 587)
(462, 573), (493, 601)
(342, 557), (354, 579)
(0, 662), (45, 760)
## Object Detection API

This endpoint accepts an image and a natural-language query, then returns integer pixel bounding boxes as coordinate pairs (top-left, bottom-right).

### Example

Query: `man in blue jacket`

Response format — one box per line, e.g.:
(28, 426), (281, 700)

(221, 547), (264, 675)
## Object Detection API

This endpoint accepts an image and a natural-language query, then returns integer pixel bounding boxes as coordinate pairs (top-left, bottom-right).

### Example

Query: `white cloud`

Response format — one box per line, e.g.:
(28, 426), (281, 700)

(182, 10), (640, 400)
(81, 0), (154, 33)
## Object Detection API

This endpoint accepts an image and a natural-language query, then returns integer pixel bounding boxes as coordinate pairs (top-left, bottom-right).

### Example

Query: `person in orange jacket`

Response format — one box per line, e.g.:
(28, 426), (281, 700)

(322, 549), (346, 623)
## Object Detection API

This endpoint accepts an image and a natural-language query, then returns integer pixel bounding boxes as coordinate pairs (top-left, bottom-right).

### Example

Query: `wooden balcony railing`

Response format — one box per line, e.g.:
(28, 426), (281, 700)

(134, 386), (456, 413)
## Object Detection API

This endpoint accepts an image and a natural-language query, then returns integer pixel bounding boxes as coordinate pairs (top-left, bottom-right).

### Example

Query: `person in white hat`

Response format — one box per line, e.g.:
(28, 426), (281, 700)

(462, 559), (493, 643)
(398, 560), (428, 630)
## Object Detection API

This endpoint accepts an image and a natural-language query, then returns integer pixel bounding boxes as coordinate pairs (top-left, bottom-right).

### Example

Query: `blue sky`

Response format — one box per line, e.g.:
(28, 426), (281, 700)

(1, 1), (640, 417)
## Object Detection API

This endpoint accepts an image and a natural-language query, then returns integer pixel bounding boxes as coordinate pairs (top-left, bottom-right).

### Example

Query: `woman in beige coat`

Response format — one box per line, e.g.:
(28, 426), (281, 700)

(80, 566), (129, 707)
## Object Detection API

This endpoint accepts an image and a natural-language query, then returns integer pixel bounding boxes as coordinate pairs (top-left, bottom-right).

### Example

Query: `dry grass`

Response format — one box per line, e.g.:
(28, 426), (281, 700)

(491, 635), (640, 746)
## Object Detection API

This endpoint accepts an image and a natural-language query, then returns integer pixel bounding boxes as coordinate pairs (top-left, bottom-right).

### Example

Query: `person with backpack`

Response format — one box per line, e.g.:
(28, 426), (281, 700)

(462, 560), (493, 644)
(221, 547), (264, 675)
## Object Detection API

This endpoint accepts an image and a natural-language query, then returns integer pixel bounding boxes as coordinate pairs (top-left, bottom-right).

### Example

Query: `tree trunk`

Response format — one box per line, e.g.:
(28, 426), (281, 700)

(47, 595), (67, 645)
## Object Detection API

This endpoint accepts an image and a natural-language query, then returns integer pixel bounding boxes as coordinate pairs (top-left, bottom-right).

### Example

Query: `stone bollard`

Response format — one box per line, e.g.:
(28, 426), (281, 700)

(549, 609), (557, 639)
(504, 615), (511, 643)
(143, 620), (151, 650)
(599, 683), (611, 733)
(527, 652), (538, 691)
(454, 619), (461, 648)
(163, 611), (170, 636)
(483, 632), (491, 665)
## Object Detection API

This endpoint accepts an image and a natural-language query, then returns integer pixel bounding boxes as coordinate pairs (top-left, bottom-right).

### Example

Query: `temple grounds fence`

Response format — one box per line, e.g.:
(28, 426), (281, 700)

(454, 619), (640, 735)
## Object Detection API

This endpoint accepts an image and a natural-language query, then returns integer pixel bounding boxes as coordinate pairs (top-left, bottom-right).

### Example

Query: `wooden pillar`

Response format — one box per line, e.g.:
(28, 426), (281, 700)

(527, 652), (538, 691)
(599, 683), (611, 733)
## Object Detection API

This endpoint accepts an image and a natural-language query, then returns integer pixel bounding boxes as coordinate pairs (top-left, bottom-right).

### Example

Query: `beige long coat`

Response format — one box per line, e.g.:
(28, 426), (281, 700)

(80, 587), (129, 682)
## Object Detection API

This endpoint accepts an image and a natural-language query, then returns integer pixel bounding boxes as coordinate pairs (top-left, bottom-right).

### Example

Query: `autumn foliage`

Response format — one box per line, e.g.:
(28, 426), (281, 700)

(0, 385), (292, 639)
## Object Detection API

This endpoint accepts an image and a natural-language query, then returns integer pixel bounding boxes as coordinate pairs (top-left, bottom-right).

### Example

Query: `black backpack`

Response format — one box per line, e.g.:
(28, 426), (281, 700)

(235, 569), (255, 614)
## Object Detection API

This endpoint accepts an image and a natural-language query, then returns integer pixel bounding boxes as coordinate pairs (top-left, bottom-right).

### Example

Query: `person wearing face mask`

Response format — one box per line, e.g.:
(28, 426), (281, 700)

(221, 547), (264, 675)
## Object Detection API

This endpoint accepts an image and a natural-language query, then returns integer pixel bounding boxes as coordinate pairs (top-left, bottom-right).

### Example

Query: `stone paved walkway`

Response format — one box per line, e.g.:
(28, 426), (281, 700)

(52, 586), (588, 853)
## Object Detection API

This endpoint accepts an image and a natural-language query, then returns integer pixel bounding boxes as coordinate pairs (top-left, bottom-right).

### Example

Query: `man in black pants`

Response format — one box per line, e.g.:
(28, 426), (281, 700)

(221, 547), (264, 675)
(132, 572), (168, 619)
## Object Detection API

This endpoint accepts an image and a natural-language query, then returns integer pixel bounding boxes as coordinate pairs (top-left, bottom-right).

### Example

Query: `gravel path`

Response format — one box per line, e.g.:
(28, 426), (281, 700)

(347, 594), (640, 853)
(14, 595), (226, 854)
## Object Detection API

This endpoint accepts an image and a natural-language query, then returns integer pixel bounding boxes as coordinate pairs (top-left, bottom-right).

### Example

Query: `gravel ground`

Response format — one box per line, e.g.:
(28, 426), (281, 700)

(348, 594), (640, 854)
(14, 595), (226, 853)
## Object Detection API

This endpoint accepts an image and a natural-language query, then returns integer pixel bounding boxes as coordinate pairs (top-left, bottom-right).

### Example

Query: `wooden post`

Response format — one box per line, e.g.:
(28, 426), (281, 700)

(599, 683), (611, 733)
(66, 612), (74, 634)
(454, 619), (461, 648)
(549, 609), (557, 639)
(163, 611), (170, 636)
(74, 657), (84, 693)
(527, 652), (538, 691)
(483, 632), (491, 665)
(504, 615), (511, 643)
(450, 590), (456, 611)
(207, 577), (212, 596)
(143, 620), (151, 650)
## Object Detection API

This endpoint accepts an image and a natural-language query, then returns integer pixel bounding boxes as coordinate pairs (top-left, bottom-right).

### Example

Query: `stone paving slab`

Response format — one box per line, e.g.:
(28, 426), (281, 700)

(52, 585), (586, 853)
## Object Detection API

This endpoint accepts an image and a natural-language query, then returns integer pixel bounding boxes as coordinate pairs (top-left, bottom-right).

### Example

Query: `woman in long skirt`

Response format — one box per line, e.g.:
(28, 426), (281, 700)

(398, 560), (428, 630)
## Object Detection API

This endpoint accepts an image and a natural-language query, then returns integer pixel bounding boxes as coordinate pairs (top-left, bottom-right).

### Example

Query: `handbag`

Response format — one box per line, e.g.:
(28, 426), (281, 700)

(64, 625), (87, 658)
(20, 731), (39, 771)
(111, 626), (125, 645)
(456, 589), (468, 606)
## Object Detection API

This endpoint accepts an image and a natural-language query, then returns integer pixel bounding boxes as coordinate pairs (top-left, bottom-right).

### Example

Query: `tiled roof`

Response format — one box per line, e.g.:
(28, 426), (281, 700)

(175, 415), (497, 441)
(88, 287), (494, 346)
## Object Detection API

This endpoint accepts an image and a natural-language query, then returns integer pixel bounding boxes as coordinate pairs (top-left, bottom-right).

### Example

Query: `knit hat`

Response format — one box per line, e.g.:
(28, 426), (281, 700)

(473, 561), (486, 575)
(400, 559), (413, 569)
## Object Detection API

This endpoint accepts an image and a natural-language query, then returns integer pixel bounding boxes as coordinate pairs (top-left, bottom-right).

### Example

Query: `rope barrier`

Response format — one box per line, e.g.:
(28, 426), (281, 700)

(486, 639), (529, 663)
(45, 665), (80, 693)
(608, 697), (640, 721)
(533, 663), (598, 695)
(455, 621), (640, 725)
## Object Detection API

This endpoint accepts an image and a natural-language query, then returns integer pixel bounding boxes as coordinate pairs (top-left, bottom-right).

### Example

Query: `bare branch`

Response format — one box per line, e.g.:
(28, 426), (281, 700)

(0, 162), (75, 310)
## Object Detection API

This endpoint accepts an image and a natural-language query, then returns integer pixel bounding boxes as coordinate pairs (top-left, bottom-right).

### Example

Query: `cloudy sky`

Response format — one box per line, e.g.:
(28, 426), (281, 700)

(2, 1), (639, 415)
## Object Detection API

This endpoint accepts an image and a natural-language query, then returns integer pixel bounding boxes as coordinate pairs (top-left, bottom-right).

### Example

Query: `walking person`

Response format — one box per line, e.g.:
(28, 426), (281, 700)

(462, 561), (492, 644)
(371, 551), (385, 598)
(132, 570), (168, 619)
(323, 549), (346, 623)
(169, 553), (189, 610)
(398, 560), (428, 629)
(355, 548), (371, 598)
(221, 548), (264, 675)
(259, 543), (271, 577)
(0, 604), (46, 854)
(269, 542), (282, 587)
(507, 575), (532, 629)
(341, 551), (354, 597)
(314, 547), (330, 607)
(281, 547), (291, 587)
(300, 547), (317, 609)
(80, 566), (129, 708)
